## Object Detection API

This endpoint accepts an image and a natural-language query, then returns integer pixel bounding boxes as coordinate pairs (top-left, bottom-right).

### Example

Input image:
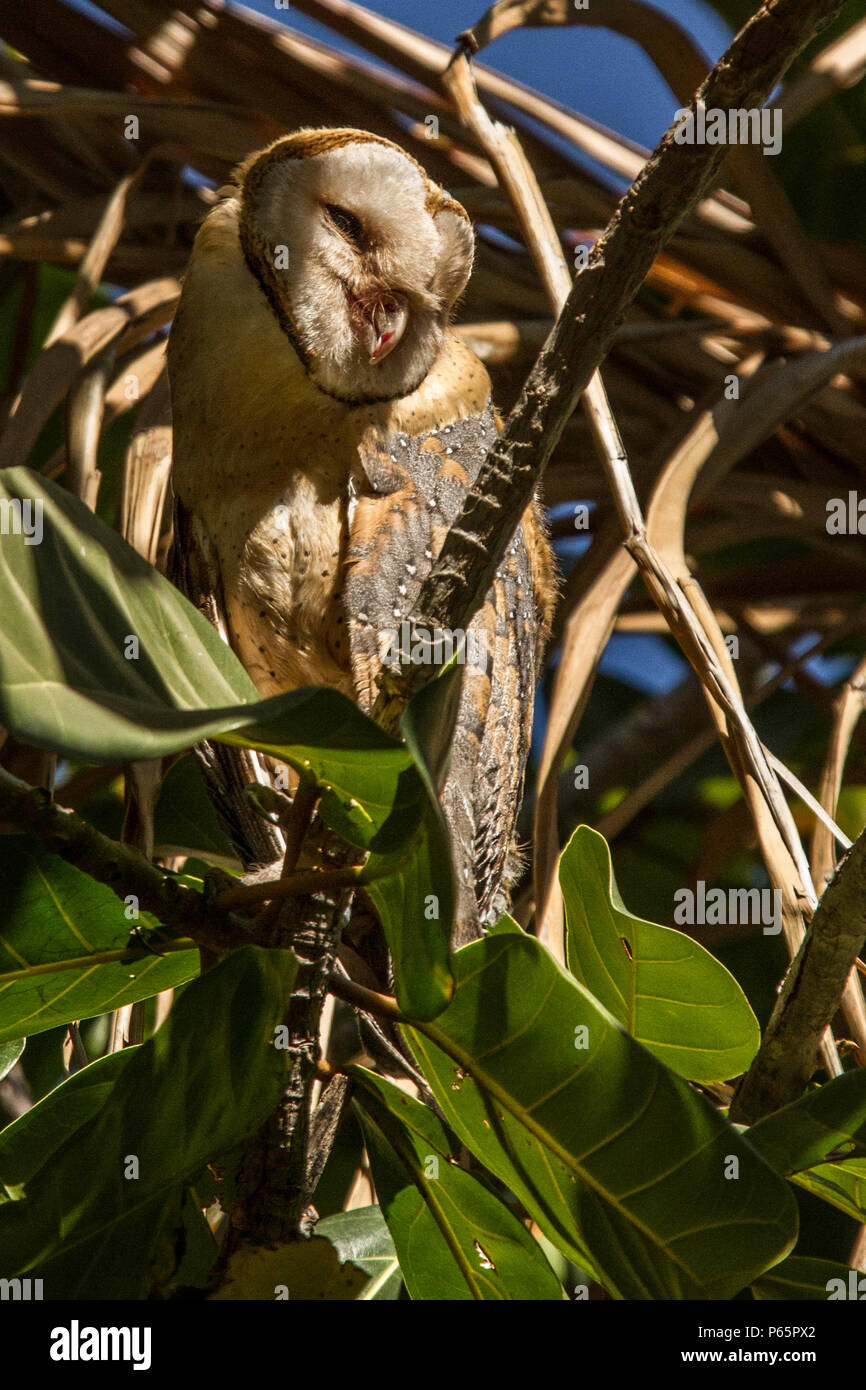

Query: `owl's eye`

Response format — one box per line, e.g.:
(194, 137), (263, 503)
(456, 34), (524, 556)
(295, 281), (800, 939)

(324, 203), (365, 247)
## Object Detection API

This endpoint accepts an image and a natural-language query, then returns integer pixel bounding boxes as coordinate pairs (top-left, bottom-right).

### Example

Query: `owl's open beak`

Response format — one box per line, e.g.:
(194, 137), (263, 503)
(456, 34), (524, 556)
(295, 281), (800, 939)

(347, 290), (408, 364)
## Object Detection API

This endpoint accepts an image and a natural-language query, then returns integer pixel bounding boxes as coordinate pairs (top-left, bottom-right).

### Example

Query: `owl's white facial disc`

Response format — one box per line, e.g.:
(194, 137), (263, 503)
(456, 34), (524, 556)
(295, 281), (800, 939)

(241, 135), (474, 403)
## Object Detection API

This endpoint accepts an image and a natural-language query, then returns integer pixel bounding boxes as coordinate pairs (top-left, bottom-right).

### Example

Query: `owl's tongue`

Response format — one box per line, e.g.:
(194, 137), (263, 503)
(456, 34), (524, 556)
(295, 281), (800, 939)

(348, 290), (408, 364)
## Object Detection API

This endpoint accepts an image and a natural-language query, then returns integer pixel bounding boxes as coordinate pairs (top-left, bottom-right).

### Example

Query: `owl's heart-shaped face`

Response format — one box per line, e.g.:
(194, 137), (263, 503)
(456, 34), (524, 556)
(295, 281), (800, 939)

(237, 129), (475, 404)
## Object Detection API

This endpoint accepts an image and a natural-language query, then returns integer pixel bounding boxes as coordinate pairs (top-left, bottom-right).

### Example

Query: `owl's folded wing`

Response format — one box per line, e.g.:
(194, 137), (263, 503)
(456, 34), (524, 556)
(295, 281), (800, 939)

(345, 406), (553, 943)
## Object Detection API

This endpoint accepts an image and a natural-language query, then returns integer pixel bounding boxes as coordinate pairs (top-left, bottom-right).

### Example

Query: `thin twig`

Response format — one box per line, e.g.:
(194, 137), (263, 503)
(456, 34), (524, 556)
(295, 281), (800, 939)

(328, 972), (406, 1024)
(214, 863), (372, 912)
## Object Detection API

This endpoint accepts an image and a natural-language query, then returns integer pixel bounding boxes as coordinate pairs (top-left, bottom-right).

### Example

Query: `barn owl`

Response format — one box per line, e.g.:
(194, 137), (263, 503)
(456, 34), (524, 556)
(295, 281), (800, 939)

(168, 128), (555, 944)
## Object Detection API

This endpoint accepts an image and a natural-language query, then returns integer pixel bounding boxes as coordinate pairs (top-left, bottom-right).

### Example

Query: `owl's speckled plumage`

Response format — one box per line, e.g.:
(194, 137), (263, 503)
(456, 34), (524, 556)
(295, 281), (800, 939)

(168, 127), (555, 941)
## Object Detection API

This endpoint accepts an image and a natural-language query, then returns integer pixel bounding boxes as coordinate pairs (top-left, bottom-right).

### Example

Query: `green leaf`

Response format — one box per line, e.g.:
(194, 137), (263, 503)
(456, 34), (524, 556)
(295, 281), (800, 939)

(0, 945), (297, 1297)
(0, 472), (406, 816)
(399, 661), (464, 797)
(153, 754), (240, 870)
(353, 1067), (564, 1301)
(752, 1255), (863, 1301)
(0, 836), (199, 1044)
(405, 933), (797, 1300)
(0, 1049), (134, 1202)
(746, 1068), (866, 1175)
(0, 470), (403, 840)
(0, 468), (452, 1017)
(216, 691), (455, 1018)
(0, 1038), (24, 1082)
(743, 1066), (866, 1224)
(217, 695), (425, 851)
(0, 470), (401, 822)
(792, 1157), (866, 1224)
(560, 825), (759, 1082)
(0, 467), (258, 756)
(218, 698), (453, 1019)
(361, 671), (461, 1018)
(315, 1206), (403, 1300)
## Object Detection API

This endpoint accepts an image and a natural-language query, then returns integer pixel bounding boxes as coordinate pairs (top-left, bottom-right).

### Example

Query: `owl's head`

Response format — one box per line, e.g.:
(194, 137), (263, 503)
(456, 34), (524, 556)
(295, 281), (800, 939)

(235, 129), (474, 404)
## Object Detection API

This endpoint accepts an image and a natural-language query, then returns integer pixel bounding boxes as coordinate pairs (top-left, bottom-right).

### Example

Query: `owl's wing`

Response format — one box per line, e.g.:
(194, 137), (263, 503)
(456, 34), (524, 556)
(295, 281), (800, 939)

(451, 496), (551, 932)
(170, 495), (285, 867)
(345, 406), (552, 943)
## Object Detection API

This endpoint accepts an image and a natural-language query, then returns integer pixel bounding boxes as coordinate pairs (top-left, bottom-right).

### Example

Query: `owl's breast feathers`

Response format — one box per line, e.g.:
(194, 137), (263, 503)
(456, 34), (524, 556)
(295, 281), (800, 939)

(169, 191), (555, 936)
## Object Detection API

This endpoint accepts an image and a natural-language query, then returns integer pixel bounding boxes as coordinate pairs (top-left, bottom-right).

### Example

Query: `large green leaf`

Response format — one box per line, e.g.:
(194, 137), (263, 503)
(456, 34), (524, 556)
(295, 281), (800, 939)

(560, 825), (759, 1082)
(746, 1068), (866, 1175)
(0, 1048), (134, 1202)
(214, 698), (455, 1018)
(744, 1068), (866, 1228)
(0, 837), (199, 1044)
(0, 468), (422, 842)
(0, 466), (256, 754)
(0, 469), (413, 847)
(353, 1067), (564, 1301)
(218, 693), (455, 1017)
(0, 945), (297, 1297)
(405, 933), (797, 1300)
(0, 468), (413, 826)
(0, 468), (453, 1017)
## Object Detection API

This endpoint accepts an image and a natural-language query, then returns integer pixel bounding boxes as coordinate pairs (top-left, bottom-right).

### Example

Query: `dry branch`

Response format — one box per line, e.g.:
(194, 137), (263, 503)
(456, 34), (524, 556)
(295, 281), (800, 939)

(373, 0), (851, 731)
(733, 828), (866, 1121)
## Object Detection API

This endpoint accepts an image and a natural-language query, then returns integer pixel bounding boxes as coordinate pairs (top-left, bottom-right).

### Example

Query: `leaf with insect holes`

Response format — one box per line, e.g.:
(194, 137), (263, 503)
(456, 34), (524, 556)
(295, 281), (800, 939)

(353, 1066), (564, 1301)
(405, 931), (797, 1300)
(560, 825), (759, 1082)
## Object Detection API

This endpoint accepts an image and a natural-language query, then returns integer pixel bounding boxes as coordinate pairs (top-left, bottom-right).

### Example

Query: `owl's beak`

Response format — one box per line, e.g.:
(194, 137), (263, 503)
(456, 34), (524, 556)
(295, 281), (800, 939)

(348, 290), (408, 364)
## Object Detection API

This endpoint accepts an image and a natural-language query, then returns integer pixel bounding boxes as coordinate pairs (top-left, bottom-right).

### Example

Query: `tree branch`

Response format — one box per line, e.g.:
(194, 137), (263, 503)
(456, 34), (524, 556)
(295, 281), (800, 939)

(732, 827), (866, 1123)
(0, 766), (258, 952)
(372, 0), (849, 731)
